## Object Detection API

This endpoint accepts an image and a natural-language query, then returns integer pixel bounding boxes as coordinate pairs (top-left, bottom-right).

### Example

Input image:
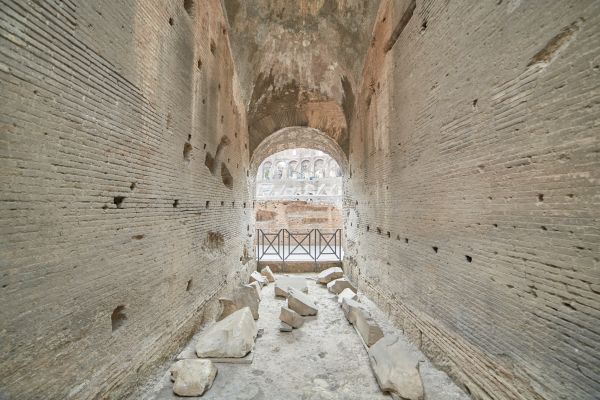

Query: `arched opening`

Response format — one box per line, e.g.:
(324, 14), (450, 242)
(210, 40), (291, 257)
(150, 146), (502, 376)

(251, 127), (347, 272)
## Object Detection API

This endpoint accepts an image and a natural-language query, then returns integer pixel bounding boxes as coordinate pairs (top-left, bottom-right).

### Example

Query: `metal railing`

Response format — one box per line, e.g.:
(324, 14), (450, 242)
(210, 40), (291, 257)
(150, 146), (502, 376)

(256, 229), (343, 261)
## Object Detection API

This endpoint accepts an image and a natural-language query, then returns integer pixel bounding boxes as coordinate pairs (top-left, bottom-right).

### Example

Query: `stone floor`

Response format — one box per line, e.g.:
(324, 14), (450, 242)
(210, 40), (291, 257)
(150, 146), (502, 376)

(142, 274), (469, 400)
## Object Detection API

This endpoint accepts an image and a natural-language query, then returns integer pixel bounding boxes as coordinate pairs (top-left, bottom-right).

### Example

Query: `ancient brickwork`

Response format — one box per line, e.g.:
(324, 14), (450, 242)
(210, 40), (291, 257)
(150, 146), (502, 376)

(0, 1), (253, 398)
(255, 201), (343, 234)
(345, 1), (600, 399)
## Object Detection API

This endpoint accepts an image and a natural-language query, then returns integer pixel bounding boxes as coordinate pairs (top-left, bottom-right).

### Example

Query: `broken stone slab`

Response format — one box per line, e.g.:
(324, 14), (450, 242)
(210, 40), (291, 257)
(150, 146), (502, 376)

(249, 271), (268, 286)
(327, 277), (357, 295)
(218, 285), (259, 320)
(170, 359), (217, 397)
(341, 297), (368, 324)
(279, 321), (293, 332)
(338, 287), (358, 304)
(274, 275), (308, 298)
(246, 281), (262, 301)
(355, 312), (384, 347)
(316, 266), (344, 284)
(279, 306), (304, 328)
(260, 265), (276, 282)
(368, 335), (424, 400)
(287, 287), (318, 316)
(196, 307), (257, 358)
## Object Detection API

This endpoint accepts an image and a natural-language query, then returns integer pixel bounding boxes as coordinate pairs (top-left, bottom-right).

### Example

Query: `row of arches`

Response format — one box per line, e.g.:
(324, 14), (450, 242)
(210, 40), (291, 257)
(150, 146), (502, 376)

(260, 158), (342, 181)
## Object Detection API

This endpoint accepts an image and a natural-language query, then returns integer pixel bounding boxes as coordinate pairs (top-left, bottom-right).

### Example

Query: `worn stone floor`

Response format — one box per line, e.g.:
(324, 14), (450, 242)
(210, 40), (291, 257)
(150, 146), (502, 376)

(142, 274), (469, 400)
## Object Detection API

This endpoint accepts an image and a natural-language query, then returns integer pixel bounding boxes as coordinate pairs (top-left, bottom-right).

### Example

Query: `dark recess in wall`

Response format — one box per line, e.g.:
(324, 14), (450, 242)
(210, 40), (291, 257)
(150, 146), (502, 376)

(111, 305), (127, 332)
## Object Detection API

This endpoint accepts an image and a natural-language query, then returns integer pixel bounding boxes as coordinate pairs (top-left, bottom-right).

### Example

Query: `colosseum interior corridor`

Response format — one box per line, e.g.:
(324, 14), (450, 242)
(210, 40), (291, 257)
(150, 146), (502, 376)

(1, 1), (599, 399)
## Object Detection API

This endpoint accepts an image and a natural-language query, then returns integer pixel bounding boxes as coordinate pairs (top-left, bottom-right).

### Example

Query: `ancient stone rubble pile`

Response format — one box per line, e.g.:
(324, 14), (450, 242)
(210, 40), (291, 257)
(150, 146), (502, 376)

(168, 266), (424, 398)
(168, 268), (269, 397)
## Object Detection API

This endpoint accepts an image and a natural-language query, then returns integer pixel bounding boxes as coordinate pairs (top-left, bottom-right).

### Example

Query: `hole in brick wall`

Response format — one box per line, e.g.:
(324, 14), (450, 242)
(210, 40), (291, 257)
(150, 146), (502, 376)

(113, 196), (125, 209)
(220, 201), (224, 206)
(186, 279), (192, 291)
(218, 83), (221, 91)
(366, 226), (370, 232)
(220, 115), (224, 123)
(538, 193), (544, 202)
(210, 40), (216, 54)
(493, 223), (498, 228)
(387, 231), (391, 238)
(102, 204), (108, 210)
(433, 246), (438, 253)
(243, 202), (246, 208)
(205, 201), (210, 208)
(111, 305), (127, 332)
(465, 255), (473, 263)
(203, 143), (207, 150)
(247, 225), (250, 231)
(173, 199), (179, 208)
(130, 182), (136, 190)
(205, 152), (214, 171)
(183, 0), (194, 16)
(204, 231), (224, 250)
(472, 99), (478, 110)
(183, 142), (192, 161)
(421, 19), (427, 32)
(188, 134), (192, 141)
(169, 17), (174, 26)
(197, 58), (202, 70)
(377, 227), (382, 234)
(131, 234), (145, 240)
(232, 201), (235, 207)
(541, 225), (547, 231)
(405, 238), (409, 243)
(562, 302), (576, 311)
(234, 131), (238, 138)
(202, 98), (206, 104)
(221, 163), (233, 189)
(566, 193), (574, 198)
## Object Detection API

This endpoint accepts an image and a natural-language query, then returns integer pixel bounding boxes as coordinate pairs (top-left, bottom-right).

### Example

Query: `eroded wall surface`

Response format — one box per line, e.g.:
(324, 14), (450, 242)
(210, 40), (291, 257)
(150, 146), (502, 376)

(0, 1), (253, 398)
(345, 0), (600, 399)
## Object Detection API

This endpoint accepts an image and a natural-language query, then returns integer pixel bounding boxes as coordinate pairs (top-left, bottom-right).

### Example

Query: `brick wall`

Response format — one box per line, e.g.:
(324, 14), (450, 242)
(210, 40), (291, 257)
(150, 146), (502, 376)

(0, 1), (254, 398)
(345, 1), (600, 399)
(255, 200), (343, 234)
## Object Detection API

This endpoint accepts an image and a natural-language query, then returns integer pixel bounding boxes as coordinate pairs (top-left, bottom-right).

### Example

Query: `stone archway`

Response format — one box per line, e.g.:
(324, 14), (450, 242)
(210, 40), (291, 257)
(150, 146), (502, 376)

(249, 126), (349, 183)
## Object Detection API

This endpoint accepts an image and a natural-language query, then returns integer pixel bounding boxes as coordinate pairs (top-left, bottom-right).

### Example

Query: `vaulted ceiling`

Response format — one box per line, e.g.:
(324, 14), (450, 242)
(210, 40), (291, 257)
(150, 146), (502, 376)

(223, 0), (381, 157)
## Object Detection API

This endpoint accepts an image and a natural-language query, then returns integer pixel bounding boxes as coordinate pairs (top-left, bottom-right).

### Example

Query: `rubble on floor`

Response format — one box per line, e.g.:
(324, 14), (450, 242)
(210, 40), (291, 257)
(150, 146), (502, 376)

(368, 335), (424, 400)
(327, 277), (357, 295)
(341, 297), (367, 324)
(279, 306), (304, 329)
(274, 275), (308, 297)
(195, 307), (258, 358)
(338, 287), (358, 304)
(279, 321), (293, 332)
(218, 284), (260, 320)
(316, 266), (344, 284)
(170, 359), (217, 397)
(260, 266), (276, 282)
(249, 271), (268, 286)
(287, 287), (318, 316)
(247, 281), (262, 300)
(355, 312), (384, 347)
